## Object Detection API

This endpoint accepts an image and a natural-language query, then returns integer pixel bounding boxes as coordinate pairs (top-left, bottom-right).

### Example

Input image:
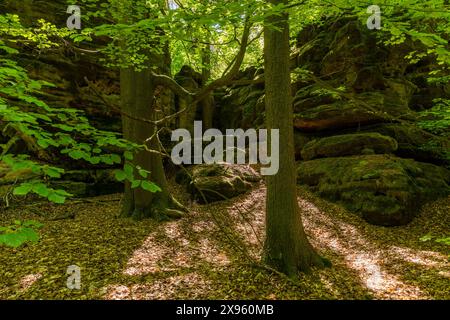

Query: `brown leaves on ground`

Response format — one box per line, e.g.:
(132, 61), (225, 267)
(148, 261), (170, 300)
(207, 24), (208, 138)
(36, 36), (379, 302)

(1, 180), (448, 300)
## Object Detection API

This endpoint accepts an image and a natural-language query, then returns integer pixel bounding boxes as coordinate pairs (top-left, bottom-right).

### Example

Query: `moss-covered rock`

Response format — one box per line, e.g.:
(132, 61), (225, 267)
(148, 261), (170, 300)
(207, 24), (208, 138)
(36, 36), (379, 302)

(293, 84), (343, 113)
(294, 100), (380, 132)
(359, 124), (449, 166)
(301, 133), (398, 160)
(176, 164), (260, 203)
(297, 155), (450, 226)
(217, 84), (265, 130)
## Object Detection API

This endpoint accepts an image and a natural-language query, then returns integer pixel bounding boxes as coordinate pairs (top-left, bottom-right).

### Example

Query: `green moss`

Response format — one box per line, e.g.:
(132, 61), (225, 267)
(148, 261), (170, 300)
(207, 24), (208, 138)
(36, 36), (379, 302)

(301, 132), (398, 161)
(360, 124), (449, 166)
(297, 155), (450, 226)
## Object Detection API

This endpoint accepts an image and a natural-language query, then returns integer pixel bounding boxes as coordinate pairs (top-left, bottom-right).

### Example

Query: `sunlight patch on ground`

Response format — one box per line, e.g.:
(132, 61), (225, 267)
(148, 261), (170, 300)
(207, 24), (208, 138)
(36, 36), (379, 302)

(19, 273), (42, 291)
(438, 271), (450, 278)
(109, 185), (445, 300)
(191, 220), (216, 233)
(124, 220), (230, 276)
(188, 186), (435, 299)
(300, 198), (426, 299)
(105, 273), (209, 300)
(389, 246), (449, 269)
(198, 238), (231, 266)
(124, 234), (170, 275)
(226, 186), (266, 255)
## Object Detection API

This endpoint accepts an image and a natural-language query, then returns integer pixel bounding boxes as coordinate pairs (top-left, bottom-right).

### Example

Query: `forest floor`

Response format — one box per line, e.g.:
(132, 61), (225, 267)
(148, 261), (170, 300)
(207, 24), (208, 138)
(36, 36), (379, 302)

(0, 179), (449, 300)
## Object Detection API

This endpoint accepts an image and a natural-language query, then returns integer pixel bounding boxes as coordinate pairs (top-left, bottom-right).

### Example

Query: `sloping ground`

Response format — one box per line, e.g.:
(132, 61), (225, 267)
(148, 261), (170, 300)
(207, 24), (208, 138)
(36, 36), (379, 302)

(0, 181), (448, 300)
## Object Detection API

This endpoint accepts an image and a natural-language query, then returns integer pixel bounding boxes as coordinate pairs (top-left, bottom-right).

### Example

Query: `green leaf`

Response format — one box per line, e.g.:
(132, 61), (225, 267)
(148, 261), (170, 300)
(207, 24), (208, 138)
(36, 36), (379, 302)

(44, 167), (63, 178)
(101, 155), (114, 165)
(53, 124), (74, 132)
(22, 220), (43, 228)
(114, 170), (127, 182)
(138, 169), (149, 178)
(54, 189), (72, 197)
(110, 154), (122, 164)
(0, 222), (41, 248)
(436, 237), (450, 246)
(48, 193), (66, 204)
(68, 150), (84, 160)
(37, 139), (50, 148)
(13, 184), (33, 196)
(131, 180), (141, 189)
(124, 163), (134, 176)
(0, 233), (26, 248)
(124, 151), (134, 161)
(420, 234), (433, 242)
(89, 156), (101, 165)
(141, 181), (161, 193)
(32, 183), (50, 197)
(20, 227), (39, 243)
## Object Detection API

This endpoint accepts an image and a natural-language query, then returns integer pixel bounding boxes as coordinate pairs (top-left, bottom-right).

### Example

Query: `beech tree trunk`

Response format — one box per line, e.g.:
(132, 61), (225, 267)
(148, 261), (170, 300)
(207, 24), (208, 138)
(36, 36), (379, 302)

(120, 67), (173, 219)
(263, 0), (324, 275)
(119, 3), (183, 220)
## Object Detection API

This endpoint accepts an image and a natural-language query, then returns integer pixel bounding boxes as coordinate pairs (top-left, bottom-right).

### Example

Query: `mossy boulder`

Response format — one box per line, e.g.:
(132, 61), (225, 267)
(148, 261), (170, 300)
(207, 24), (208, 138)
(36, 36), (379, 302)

(297, 155), (450, 226)
(360, 124), (449, 166)
(293, 85), (343, 113)
(217, 84), (265, 130)
(294, 98), (387, 132)
(176, 163), (260, 203)
(301, 133), (398, 160)
(293, 90), (415, 132)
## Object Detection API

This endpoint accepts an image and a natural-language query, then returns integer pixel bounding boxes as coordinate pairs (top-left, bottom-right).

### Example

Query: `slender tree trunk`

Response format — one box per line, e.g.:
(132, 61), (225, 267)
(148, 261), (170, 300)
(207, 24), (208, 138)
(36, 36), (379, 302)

(201, 45), (214, 129)
(263, 0), (324, 275)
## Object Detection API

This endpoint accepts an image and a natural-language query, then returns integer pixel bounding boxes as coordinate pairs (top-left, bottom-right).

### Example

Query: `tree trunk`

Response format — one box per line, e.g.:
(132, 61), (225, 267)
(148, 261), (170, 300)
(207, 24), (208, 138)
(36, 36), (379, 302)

(120, 68), (171, 219)
(119, 23), (183, 220)
(263, 0), (324, 275)
(201, 45), (215, 129)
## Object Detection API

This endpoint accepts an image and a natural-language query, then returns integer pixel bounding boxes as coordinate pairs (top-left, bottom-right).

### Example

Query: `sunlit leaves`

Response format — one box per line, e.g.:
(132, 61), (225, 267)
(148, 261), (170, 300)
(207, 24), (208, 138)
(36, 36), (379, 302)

(12, 180), (73, 204)
(0, 14), (73, 50)
(418, 99), (450, 135)
(0, 24), (160, 203)
(114, 165), (160, 193)
(141, 180), (161, 192)
(0, 220), (43, 248)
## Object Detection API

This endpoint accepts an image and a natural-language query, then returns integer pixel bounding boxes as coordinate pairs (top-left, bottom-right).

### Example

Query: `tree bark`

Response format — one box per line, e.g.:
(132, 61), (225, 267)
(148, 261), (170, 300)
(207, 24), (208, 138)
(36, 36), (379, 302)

(120, 67), (173, 219)
(263, 0), (324, 275)
(119, 4), (183, 220)
(200, 45), (215, 129)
